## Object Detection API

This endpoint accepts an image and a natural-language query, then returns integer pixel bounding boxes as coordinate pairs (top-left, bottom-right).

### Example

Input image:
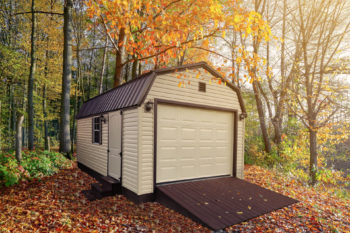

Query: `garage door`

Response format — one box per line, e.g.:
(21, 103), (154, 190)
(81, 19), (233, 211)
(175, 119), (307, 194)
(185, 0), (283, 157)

(156, 104), (233, 183)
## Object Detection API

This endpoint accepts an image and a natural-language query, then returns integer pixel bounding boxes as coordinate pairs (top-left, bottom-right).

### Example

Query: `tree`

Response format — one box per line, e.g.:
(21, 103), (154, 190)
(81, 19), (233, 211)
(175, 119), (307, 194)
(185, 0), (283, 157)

(15, 112), (24, 162)
(86, 0), (227, 87)
(27, 0), (36, 150)
(59, 0), (73, 155)
(290, 0), (350, 184)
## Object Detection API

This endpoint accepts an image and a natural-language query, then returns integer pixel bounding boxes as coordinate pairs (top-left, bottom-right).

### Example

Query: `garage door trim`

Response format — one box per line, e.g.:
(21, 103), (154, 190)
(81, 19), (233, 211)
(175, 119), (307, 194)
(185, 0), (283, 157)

(153, 98), (238, 187)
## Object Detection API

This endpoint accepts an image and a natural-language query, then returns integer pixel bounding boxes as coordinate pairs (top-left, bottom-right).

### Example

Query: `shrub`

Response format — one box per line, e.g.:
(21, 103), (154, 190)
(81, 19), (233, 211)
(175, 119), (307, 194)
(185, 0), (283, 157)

(0, 150), (73, 187)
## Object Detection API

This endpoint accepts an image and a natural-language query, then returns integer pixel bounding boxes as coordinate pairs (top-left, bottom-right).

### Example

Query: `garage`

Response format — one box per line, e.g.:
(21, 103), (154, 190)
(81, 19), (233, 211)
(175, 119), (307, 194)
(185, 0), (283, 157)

(76, 62), (247, 201)
(156, 103), (234, 183)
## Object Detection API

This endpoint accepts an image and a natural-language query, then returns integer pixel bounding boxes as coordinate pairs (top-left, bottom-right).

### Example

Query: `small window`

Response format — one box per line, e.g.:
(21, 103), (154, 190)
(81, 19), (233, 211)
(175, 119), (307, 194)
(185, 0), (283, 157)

(92, 117), (102, 144)
(199, 82), (206, 92)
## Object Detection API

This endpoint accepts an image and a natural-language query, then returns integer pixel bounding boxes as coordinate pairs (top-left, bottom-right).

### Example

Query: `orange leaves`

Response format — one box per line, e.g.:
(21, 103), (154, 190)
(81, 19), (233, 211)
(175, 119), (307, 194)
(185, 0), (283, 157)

(84, 0), (231, 64)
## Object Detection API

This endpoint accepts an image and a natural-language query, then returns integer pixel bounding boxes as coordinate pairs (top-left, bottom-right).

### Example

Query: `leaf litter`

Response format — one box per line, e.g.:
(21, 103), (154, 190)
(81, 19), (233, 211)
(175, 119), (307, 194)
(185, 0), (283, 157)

(0, 164), (348, 232)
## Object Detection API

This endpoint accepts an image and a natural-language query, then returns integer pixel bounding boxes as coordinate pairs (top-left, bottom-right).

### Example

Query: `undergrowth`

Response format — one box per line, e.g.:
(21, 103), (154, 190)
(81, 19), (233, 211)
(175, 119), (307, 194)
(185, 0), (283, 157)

(245, 131), (350, 199)
(0, 150), (73, 187)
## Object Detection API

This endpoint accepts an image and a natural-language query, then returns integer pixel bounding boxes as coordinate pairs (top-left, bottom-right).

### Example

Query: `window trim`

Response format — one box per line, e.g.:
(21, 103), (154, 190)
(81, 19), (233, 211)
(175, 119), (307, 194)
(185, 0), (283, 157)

(92, 116), (102, 145)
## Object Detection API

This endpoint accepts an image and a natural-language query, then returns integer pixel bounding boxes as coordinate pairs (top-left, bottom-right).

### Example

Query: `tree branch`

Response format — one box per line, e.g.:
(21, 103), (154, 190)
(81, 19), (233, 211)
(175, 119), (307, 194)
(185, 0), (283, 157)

(13, 11), (63, 16)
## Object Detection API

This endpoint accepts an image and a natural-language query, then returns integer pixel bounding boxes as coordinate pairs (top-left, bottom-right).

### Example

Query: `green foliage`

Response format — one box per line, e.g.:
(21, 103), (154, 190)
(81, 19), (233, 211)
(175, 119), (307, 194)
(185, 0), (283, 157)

(0, 150), (73, 187)
(245, 121), (350, 197)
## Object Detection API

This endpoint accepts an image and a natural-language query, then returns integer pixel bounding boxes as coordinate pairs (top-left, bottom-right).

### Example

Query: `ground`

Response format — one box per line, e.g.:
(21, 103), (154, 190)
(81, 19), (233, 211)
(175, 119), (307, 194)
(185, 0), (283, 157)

(0, 164), (349, 232)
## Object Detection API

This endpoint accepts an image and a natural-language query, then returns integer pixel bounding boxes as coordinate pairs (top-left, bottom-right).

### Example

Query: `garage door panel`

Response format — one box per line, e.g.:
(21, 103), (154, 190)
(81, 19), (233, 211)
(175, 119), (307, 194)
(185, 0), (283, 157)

(157, 104), (233, 183)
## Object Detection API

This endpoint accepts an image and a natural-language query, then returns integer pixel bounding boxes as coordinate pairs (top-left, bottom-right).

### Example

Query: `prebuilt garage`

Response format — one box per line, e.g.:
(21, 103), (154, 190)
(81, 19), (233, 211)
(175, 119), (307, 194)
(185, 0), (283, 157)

(76, 62), (247, 202)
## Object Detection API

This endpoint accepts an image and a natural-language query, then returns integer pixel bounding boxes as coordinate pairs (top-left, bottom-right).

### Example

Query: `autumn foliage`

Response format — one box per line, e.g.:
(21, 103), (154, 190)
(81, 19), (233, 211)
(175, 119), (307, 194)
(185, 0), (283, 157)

(85, 0), (271, 85)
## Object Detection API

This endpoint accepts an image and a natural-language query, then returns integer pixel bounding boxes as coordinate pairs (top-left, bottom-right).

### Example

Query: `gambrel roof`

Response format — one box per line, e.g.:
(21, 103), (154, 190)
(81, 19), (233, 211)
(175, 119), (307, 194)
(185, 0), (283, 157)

(76, 62), (246, 119)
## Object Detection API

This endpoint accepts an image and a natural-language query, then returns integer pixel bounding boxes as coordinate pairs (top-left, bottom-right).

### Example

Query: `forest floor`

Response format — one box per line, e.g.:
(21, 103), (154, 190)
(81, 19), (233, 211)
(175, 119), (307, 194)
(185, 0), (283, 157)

(0, 163), (349, 232)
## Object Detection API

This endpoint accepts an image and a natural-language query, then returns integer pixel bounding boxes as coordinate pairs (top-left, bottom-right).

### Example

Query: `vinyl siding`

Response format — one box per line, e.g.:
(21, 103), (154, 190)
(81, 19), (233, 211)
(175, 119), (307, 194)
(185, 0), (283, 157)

(138, 68), (245, 195)
(76, 116), (108, 176)
(122, 108), (139, 193)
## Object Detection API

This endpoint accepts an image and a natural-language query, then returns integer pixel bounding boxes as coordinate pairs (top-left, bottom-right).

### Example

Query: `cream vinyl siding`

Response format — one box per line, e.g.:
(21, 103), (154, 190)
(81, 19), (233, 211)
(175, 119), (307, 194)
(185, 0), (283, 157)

(76, 116), (108, 176)
(138, 68), (245, 195)
(122, 108), (139, 193)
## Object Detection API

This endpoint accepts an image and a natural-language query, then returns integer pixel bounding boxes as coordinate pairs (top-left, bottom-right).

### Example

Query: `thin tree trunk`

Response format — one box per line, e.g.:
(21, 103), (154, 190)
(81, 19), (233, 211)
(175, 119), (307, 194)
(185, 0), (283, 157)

(43, 84), (49, 150)
(104, 51), (109, 92)
(114, 27), (125, 87)
(0, 100), (2, 151)
(309, 128), (317, 185)
(252, 80), (271, 153)
(16, 113), (24, 163)
(252, 34), (271, 153)
(10, 86), (16, 149)
(99, 37), (108, 94)
(28, 0), (36, 150)
(123, 56), (130, 82)
(59, 0), (73, 156)
(131, 56), (138, 80)
(273, 0), (287, 145)
(71, 29), (82, 153)
(71, 81), (77, 152)
(138, 62), (142, 76)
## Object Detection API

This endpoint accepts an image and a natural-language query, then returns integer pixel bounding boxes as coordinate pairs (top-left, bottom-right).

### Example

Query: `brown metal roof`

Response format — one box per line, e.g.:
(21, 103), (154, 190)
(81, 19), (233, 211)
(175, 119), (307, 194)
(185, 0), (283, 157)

(76, 72), (156, 119)
(76, 62), (246, 119)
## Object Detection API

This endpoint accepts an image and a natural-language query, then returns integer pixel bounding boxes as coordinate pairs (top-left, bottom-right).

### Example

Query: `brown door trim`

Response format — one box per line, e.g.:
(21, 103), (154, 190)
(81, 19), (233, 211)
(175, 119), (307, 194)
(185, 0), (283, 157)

(153, 98), (238, 189)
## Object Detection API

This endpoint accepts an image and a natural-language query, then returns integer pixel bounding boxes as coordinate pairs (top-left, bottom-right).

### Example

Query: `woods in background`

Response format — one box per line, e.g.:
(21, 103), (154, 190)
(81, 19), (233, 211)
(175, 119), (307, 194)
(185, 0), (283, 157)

(0, 0), (349, 185)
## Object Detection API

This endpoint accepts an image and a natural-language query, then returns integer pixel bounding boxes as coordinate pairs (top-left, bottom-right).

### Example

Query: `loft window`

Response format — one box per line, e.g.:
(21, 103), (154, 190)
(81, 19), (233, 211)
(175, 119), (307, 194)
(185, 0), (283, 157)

(199, 82), (206, 92)
(92, 117), (102, 144)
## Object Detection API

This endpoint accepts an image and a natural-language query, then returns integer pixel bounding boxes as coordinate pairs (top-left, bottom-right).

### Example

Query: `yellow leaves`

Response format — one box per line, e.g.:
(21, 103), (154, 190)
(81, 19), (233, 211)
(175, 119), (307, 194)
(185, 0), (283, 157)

(222, 30), (226, 38)
(234, 15), (241, 24)
(236, 57), (242, 64)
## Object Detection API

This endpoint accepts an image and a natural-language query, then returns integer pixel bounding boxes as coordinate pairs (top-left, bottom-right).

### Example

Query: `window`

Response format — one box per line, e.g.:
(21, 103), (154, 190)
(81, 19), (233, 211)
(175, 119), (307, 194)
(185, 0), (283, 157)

(92, 117), (102, 144)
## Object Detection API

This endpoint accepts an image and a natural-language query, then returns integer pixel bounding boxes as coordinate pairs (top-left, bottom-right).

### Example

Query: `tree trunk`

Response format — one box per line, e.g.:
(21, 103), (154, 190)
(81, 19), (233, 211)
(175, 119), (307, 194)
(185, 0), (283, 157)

(59, 0), (73, 156)
(16, 113), (24, 163)
(71, 81), (78, 152)
(113, 27), (125, 87)
(131, 56), (138, 80)
(0, 100), (2, 151)
(273, 0), (287, 145)
(272, 118), (282, 144)
(42, 84), (49, 150)
(99, 37), (108, 94)
(309, 128), (318, 185)
(138, 62), (142, 76)
(252, 32), (271, 153)
(252, 80), (271, 153)
(10, 85), (16, 149)
(28, 0), (36, 150)
(104, 51), (109, 92)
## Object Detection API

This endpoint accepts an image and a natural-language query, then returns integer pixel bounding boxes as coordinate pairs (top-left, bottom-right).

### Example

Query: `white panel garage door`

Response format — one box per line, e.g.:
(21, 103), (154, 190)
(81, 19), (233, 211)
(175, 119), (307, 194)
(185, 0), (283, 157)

(157, 104), (233, 183)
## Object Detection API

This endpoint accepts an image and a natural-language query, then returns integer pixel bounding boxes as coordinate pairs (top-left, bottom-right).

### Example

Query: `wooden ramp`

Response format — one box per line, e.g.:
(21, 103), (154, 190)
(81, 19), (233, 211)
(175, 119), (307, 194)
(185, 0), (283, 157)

(156, 177), (298, 231)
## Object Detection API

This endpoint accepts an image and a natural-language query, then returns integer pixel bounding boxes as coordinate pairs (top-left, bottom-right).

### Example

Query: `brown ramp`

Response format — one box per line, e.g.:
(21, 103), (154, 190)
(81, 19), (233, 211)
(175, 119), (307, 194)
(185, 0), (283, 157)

(156, 177), (298, 231)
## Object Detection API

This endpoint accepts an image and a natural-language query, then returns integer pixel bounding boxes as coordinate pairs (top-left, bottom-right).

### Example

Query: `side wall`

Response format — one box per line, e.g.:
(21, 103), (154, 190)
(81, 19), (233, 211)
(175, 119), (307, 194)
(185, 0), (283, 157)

(122, 108), (139, 193)
(138, 68), (245, 195)
(77, 116), (108, 176)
